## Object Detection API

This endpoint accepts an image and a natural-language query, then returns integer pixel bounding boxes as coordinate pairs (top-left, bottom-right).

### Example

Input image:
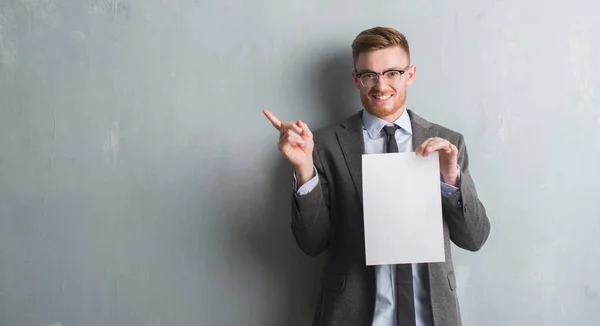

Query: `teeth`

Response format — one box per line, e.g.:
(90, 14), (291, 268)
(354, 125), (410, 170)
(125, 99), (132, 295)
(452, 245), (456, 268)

(374, 95), (391, 100)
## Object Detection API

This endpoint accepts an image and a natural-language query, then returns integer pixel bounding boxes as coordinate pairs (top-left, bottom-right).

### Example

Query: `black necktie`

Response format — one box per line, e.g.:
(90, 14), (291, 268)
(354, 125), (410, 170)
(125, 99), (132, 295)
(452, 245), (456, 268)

(383, 125), (400, 153)
(382, 125), (416, 326)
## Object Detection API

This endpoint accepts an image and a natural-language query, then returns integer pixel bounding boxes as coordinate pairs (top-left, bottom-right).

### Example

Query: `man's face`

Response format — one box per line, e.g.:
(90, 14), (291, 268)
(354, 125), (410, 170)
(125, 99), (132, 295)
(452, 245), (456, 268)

(352, 46), (416, 121)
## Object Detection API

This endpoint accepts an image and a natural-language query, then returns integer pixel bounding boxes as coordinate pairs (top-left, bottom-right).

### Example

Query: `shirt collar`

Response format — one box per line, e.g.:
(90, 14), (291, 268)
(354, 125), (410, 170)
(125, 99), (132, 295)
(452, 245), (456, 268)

(361, 108), (413, 139)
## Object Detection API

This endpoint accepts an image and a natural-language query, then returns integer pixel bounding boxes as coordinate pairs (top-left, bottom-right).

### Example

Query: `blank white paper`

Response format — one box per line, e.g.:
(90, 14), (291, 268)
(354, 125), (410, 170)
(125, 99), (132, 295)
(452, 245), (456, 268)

(362, 151), (445, 266)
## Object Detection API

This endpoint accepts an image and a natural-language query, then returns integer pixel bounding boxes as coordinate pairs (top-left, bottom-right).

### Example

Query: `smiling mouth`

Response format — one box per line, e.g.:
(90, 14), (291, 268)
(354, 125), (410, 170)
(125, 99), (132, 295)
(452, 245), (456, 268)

(372, 94), (393, 101)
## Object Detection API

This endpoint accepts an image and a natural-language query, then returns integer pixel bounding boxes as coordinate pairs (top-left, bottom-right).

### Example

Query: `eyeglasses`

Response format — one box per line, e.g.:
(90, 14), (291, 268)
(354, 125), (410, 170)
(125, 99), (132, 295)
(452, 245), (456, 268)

(355, 66), (411, 88)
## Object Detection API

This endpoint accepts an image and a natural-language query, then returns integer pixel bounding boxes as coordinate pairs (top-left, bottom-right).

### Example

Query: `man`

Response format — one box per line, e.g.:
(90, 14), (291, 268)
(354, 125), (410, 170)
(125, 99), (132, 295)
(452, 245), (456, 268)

(263, 27), (490, 326)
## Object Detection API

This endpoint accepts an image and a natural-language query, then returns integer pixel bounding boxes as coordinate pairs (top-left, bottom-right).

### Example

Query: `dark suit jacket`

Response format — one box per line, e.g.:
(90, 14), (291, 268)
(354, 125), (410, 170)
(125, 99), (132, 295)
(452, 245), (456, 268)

(291, 110), (491, 326)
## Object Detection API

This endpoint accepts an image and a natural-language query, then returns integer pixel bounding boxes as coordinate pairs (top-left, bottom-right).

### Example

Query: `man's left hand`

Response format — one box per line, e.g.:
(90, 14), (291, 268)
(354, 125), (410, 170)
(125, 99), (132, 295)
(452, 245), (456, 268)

(415, 137), (459, 187)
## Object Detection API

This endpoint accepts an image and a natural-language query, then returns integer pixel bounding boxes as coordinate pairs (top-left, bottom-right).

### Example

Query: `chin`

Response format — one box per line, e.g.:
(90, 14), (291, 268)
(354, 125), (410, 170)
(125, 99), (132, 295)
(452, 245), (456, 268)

(367, 105), (402, 118)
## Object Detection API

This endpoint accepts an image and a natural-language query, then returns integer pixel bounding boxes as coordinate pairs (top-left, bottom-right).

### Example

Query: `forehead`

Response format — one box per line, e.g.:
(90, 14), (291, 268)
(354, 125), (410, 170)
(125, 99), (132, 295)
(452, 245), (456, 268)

(355, 46), (409, 71)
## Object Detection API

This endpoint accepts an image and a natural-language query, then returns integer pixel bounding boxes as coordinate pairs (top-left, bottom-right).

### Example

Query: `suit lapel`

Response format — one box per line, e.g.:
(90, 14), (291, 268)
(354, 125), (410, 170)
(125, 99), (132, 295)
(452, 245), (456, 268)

(408, 109), (433, 150)
(336, 112), (365, 203)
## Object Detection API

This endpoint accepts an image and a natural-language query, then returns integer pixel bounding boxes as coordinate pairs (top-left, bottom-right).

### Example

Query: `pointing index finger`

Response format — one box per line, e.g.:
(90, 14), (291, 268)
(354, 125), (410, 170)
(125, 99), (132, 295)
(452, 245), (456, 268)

(263, 109), (282, 131)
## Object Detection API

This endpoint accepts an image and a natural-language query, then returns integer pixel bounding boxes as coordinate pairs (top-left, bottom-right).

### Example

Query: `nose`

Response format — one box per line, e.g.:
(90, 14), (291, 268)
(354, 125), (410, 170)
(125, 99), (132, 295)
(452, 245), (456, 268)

(373, 75), (391, 91)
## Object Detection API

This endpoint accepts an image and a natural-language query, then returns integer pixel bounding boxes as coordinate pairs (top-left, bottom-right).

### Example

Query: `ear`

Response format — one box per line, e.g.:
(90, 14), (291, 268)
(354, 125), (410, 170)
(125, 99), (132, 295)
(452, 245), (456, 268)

(351, 69), (361, 90)
(405, 65), (417, 86)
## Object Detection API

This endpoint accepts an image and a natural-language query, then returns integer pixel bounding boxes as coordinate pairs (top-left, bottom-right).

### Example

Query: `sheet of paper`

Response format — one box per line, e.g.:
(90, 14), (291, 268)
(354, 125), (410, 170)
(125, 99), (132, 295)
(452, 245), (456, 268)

(362, 151), (445, 266)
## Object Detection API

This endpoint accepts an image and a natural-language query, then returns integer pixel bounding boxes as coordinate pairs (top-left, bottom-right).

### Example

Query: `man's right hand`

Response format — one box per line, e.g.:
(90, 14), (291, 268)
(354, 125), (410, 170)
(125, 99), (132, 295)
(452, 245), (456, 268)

(263, 109), (315, 186)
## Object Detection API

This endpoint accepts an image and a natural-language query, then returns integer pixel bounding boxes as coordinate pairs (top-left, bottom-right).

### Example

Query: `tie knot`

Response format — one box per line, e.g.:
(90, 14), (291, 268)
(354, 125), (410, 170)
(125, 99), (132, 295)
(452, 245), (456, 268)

(382, 125), (399, 136)
(382, 125), (400, 153)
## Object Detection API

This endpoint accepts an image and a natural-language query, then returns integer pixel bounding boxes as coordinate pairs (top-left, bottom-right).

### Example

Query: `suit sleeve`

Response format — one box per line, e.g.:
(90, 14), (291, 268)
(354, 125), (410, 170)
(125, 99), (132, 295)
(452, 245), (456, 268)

(441, 134), (491, 252)
(290, 145), (331, 257)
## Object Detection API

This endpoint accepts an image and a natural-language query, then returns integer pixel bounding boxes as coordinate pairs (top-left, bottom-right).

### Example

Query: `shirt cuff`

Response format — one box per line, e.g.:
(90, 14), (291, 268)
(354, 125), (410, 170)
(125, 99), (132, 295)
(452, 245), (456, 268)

(294, 166), (319, 197)
(441, 165), (461, 197)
